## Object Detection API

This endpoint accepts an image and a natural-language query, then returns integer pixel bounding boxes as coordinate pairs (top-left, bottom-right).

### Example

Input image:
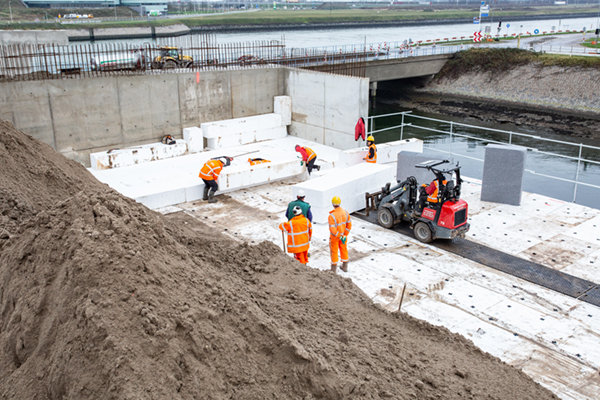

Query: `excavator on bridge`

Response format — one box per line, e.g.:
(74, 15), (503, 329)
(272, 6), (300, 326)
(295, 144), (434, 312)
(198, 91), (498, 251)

(365, 160), (470, 243)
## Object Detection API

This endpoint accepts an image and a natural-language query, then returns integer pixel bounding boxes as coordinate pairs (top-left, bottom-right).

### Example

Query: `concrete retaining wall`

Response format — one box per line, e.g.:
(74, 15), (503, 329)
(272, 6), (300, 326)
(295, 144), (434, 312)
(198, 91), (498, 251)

(1, 66), (368, 167)
(0, 30), (68, 45)
(285, 68), (369, 151)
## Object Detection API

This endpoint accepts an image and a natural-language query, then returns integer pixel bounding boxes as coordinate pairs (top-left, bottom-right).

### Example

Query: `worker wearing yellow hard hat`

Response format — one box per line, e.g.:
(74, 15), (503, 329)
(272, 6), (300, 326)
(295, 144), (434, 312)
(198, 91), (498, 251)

(328, 196), (352, 273)
(364, 135), (377, 163)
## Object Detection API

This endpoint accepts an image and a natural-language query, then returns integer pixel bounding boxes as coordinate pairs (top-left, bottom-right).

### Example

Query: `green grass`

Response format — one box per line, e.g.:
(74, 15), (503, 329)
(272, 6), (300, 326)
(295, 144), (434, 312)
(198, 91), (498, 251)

(436, 48), (600, 80)
(1, 3), (599, 29)
(582, 37), (600, 49)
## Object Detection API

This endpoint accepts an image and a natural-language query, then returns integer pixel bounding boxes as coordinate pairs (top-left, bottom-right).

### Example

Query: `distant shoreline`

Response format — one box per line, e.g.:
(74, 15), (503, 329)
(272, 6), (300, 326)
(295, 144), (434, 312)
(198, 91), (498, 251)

(68, 12), (599, 42)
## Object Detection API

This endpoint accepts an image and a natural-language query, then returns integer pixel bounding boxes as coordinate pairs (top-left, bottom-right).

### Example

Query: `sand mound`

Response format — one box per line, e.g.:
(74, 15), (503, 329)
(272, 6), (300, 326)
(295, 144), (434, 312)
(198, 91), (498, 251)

(0, 120), (557, 399)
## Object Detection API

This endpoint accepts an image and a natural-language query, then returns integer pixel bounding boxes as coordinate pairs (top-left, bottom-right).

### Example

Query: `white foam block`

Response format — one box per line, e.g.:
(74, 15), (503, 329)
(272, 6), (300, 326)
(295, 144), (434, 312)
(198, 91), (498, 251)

(201, 114), (286, 150)
(183, 127), (204, 154)
(294, 163), (396, 224)
(90, 140), (188, 170)
(337, 138), (423, 168)
(274, 95), (292, 126)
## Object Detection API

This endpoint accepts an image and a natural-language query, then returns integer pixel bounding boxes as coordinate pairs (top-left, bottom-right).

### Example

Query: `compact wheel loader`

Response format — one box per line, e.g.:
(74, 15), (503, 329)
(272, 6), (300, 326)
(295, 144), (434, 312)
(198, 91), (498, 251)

(365, 160), (470, 243)
(151, 46), (193, 69)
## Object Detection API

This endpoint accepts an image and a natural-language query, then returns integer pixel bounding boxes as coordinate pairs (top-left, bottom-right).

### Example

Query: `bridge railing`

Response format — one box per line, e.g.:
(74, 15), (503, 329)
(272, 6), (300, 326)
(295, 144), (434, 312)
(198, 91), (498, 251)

(367, 111), (600, 209)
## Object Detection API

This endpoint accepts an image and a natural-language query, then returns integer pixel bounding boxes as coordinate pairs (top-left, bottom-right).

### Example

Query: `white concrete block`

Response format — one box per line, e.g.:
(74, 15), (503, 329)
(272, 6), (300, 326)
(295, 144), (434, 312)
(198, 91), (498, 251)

(274, 96), (292, 126)
(337, 138), (423, 169)
(294, 163), (396, 224)
(89, 140), (188, 170)
(183, 127), (204, 154)
(202, 114), (286, 150)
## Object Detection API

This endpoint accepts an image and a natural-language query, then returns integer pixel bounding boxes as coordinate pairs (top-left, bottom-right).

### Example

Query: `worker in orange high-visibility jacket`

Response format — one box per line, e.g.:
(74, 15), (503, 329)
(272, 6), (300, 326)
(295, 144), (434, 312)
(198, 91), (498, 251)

(328, 196), (352, 273)
(364, 135), (377, 163)
(279, 206), (312, 265)
(199, 157), (231, 203)
(295, 145), (321, 175)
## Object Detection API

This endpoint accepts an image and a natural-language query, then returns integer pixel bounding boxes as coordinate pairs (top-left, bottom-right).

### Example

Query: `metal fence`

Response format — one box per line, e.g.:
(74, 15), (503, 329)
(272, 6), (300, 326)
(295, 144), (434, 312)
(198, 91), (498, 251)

(0, 37), (471, 81)
(368, 111), (600, 206)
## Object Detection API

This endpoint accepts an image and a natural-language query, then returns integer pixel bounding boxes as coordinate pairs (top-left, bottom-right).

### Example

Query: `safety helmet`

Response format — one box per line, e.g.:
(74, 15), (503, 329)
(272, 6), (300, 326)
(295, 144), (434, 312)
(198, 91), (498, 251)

(297, 189), (305, 198)
(292, 206), (303, 216)
(332, 196), (341, 206)
(221, 157), (231, 167)
(367, 135), (375, 142)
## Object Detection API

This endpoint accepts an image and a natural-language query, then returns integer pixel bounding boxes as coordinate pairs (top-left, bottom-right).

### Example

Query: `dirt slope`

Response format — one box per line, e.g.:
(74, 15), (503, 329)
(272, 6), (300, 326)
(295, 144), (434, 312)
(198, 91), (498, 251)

(0, 119), (557, 399)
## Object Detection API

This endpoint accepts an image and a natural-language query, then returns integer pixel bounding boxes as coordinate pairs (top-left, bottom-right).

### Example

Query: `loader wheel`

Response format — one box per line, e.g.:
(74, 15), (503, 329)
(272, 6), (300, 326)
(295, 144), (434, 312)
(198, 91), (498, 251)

(377, 207), (394, 229)
(164, 60), (177, 70)
(414, 222), (433, 244)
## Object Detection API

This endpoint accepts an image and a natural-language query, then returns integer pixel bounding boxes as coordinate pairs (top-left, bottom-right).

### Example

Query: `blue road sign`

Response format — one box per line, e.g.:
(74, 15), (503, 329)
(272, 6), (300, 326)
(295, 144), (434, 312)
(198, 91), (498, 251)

(534, 29), (539, 34)
(506, 23), (510, 28)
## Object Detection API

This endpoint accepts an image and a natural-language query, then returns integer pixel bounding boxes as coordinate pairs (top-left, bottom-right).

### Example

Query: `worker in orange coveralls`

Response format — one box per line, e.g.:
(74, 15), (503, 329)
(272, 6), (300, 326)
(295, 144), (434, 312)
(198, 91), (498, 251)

(295, 145), (321, 175)
(328, 196), (352, 273)
(199, 157), (231, 203)
(279, 206), (312, 265)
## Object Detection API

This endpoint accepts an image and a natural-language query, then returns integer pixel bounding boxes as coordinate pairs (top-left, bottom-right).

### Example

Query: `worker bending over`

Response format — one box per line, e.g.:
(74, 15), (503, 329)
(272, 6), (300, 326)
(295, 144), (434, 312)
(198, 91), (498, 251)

(286, 189), (313, 222)
(295, 145), (321, 175)
(280, 206), (312, 265)
(199, 157), (231, 204)
(364, 135), (377, 163)
(328, 196), (352, 273)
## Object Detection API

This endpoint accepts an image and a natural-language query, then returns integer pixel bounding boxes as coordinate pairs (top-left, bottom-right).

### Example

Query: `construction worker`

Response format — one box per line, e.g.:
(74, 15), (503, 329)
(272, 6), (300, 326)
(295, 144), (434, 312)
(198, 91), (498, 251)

(286, 189), (313, 222)
(279, 206), (312, 265)
(198, 157), (231, 203)
(328, 196), (352, 273)
(295, 145), (321, 175)
(416, 177), (448, 215)
(364, 135), (377, 163)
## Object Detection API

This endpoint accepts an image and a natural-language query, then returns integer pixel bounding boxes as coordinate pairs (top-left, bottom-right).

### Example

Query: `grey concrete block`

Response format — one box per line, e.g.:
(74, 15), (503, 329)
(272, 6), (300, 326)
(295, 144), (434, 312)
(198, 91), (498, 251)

(396, 152), (452, 185)
(481, 144), (527, 206)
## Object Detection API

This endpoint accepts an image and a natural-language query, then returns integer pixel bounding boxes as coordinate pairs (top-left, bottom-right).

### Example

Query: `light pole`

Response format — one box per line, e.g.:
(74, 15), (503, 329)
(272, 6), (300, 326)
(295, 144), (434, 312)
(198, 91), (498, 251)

(9, 1), (13, 23)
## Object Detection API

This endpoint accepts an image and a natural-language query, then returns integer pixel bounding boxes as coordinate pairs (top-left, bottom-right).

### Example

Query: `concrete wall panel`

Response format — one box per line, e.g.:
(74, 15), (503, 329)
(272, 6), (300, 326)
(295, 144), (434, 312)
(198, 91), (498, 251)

(230, 68), (280, 118)
(48, 78), (122, 153)
(0, 82), (54, 147)
(148, 74), (182, 139)
(117, 75), (155, 143)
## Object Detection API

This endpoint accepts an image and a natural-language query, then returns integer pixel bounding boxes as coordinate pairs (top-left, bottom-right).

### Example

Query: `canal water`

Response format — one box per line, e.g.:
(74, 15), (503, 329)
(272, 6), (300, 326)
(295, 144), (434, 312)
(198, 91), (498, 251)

(369, 103), (600, 210)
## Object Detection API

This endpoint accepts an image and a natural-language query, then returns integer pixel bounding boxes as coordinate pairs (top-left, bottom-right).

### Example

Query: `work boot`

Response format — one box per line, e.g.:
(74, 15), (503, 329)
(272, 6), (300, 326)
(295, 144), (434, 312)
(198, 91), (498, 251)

(330, 264), (337, 273)
(340, 262), (348, 272)
(202, 186), (209, 201)
(208, 190), (217, 204)
(316, 165), (321, 171)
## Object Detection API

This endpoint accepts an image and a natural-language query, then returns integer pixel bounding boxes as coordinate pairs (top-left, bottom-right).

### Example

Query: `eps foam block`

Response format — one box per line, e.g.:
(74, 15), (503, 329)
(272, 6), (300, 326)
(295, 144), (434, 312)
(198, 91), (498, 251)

(274, 96), (292, 126)
(202, 113), (286, 150)
(183, 127), (203, 154)
(90, 140), (188, 170)
(338, 138), (423, 168)
(481, 144), (527, 206)
(293, 163), (396, 224)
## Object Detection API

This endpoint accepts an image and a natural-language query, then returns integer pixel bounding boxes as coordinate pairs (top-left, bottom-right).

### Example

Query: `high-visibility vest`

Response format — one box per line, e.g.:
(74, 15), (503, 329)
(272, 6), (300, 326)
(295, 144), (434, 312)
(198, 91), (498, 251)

(280, 215), (312, 253)
(199, 159), (223, 181)
(328, 207), (352, 238)
(427, 179), (447, 203)
(305, 147), (316, 162)
(248, 158), (270, 166)
(366, 144), (377, 163)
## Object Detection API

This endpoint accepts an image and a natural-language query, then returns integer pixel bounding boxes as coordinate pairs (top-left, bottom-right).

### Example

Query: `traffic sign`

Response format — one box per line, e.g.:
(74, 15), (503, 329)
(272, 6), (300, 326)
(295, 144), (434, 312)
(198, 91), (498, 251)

(473, 17), (480, 24)
(506, 23), (510, 28)
(473, 31), (483, 42)
(534, 29), (539, 34)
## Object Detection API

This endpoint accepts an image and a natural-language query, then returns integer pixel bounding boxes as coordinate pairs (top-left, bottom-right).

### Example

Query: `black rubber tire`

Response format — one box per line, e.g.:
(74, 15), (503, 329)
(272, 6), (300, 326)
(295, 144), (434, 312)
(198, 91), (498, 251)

(414, 222), (433, 244)
(163, 60), (177, 70)
(377, 207), (394, 229)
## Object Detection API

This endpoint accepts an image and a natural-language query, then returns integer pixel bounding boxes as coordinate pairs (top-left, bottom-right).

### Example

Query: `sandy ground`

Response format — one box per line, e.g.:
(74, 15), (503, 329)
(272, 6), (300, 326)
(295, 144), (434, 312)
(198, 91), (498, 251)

(0, 118), (559, 399)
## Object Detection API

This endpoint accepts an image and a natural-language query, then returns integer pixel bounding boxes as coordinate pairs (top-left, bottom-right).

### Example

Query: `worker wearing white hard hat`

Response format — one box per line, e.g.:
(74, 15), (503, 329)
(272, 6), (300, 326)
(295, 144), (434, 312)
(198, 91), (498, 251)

(285, 189), (313, 222)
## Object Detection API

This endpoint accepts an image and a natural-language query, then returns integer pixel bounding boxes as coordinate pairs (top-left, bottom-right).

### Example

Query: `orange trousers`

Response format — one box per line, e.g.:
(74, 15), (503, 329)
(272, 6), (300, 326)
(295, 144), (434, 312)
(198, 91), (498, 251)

(293, 251), (308, 265)
(329, 236), (348, 264)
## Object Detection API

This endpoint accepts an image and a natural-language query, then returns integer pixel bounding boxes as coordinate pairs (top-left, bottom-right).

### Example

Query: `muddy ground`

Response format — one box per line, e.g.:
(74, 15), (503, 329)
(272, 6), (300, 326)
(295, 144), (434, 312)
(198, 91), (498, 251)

(0, 119), (558, 399)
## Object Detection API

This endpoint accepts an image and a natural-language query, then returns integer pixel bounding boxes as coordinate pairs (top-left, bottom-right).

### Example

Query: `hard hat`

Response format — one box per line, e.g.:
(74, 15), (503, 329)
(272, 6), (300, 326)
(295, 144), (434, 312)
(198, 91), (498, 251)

(332, 196), (341, 206)
(297, 189), (305, 198)
(367, 135), (375, 142)
(292, 206), (303, 216)
(221, 157), (231, 167)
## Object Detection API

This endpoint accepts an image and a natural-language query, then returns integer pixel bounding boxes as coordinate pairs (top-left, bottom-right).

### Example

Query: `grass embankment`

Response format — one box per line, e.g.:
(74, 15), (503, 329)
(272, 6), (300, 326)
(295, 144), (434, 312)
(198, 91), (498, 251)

(437, 48), (600, 80)
(1, 2), (599, 30)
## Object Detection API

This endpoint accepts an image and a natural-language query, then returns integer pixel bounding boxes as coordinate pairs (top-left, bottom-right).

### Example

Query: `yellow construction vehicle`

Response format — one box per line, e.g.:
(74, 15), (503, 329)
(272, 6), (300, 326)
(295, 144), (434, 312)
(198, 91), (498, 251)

(151, 46), (193, 69)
